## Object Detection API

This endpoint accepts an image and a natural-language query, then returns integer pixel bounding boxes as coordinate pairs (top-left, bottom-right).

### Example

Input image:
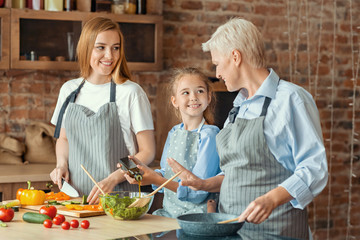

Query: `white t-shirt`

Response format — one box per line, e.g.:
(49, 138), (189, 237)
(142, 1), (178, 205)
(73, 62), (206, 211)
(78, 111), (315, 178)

(51, 77), (154, 155)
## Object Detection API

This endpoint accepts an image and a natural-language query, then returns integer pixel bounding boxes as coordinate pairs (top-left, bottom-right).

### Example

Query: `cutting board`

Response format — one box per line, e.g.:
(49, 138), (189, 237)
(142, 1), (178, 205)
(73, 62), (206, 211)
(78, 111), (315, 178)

(20, 198), (105, 218)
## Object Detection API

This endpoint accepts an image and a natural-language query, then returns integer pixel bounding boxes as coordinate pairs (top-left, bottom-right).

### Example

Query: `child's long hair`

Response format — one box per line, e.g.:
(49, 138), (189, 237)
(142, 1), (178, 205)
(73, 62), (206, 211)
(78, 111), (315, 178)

(168, 67), (216, 125)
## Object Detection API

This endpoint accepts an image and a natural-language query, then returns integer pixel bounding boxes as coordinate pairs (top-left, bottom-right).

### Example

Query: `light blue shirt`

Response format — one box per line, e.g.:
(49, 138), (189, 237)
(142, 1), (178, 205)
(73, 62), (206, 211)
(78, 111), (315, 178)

(224, 69), (328, 209)
(153, 124), (221, 204)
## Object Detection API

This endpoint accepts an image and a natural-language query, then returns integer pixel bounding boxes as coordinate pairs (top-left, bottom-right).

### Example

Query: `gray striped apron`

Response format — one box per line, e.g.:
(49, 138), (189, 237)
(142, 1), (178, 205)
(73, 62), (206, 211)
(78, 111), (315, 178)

(216, 97), (309, 239)
(54, 80), (137, 196)
(153, 119), (217, 218)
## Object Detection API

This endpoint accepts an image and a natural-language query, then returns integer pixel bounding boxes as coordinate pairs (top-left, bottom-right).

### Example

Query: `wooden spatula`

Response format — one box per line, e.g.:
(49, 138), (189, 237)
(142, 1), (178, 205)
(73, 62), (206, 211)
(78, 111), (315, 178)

(80, 164), (106, 196)
(217, 217), (239, 224)
(127, 171), (182, 208)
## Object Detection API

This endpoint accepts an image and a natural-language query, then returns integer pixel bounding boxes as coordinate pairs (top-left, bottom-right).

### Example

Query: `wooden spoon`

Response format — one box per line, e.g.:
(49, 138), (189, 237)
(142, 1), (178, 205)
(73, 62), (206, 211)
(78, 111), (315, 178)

(127, 171), (182, 208)
(80, 164), (106, 196)
(217, 217), (239, 224)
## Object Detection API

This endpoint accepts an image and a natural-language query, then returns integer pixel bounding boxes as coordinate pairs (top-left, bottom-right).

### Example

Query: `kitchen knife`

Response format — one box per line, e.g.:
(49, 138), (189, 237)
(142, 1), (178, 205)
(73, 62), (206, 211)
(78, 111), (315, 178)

(60, 179), (80, 198)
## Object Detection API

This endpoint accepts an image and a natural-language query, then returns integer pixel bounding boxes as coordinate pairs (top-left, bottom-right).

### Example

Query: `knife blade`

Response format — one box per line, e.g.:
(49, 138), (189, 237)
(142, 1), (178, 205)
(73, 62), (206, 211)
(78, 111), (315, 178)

(60, 179), (80, 198)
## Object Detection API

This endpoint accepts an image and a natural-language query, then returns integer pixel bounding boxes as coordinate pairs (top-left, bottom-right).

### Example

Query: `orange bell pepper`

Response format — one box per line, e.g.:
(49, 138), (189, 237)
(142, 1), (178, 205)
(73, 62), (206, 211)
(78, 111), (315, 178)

(45, 191), (70, 201)
(18, 181), (46, 205)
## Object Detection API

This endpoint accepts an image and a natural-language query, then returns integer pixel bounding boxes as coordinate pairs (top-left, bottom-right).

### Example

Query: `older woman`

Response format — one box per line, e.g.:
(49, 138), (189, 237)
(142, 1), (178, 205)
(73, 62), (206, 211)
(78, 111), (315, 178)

(168, 18), (328, 239)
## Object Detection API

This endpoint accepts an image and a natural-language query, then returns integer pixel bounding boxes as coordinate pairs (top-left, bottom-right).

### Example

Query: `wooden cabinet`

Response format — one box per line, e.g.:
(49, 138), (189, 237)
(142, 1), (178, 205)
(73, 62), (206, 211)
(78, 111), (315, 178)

(5, 8), (162, 71)
(0, 8), (10, 69)
(0, 164), (59, 201)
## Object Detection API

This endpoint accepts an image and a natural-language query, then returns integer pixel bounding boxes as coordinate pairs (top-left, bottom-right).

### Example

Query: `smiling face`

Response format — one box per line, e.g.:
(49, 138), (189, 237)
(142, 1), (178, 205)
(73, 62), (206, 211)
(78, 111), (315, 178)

(171, 74), (211, 122)
(211, 49), (241, 92)
(89, 30), (120, 82)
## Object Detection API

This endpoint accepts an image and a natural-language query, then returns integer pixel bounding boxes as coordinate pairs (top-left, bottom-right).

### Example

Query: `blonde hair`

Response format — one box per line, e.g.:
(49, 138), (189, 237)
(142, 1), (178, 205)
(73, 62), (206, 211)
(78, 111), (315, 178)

(168, 67), (216, 125)
(202, 18), (266, 68)
(77, 17), (131, 83)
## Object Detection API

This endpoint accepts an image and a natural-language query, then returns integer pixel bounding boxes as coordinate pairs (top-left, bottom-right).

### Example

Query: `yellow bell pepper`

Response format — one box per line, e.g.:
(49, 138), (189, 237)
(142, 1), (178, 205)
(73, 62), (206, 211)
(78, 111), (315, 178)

(19, 181), (46, 205)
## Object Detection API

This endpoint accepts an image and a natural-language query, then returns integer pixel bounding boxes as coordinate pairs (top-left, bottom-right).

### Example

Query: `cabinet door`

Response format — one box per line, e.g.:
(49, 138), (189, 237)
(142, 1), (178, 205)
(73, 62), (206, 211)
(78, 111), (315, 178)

(108, 13), (163, 72)
(10, 9), (163, 72)
(11, 9), (84, 70)
(0, 8), (10, 70)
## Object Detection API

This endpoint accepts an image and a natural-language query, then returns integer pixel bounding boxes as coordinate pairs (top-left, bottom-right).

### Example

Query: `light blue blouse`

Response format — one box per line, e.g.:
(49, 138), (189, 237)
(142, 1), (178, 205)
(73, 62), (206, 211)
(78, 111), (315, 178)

(153, 124), (221, 204)
(225, 69), (328, 209)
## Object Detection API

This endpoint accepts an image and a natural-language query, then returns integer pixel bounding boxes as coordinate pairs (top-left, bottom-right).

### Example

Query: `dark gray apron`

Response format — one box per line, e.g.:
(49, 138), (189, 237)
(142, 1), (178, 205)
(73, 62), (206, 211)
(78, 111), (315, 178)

(154, 119), (218, 218)
(54, 80), (137, 196)
(216, 97), (309, 239)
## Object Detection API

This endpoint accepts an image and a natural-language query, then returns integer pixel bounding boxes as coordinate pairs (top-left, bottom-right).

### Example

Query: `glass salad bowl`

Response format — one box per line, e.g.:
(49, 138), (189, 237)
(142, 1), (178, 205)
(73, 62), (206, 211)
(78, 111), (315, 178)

(99, 191), (154, 220)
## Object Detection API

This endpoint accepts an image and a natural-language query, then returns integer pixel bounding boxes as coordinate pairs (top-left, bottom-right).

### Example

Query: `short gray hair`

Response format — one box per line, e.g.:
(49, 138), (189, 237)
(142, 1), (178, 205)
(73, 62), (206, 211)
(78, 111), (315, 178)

(202, 18), (266, 68)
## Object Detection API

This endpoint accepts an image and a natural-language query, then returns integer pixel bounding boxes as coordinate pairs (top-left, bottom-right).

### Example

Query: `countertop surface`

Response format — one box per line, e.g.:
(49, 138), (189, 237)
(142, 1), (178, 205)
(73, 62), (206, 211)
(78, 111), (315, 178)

(0, 164), (55, 183)
(1, 209), (180, 240)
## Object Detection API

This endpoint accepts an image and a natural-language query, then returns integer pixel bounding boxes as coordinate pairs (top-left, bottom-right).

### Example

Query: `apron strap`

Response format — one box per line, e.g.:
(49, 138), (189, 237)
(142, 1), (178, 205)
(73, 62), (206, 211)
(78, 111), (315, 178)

(197, 118), (206, 133)
(260, 97), (272, 117)
(110, 80), (116, 102)
(54, 80), (85, 138)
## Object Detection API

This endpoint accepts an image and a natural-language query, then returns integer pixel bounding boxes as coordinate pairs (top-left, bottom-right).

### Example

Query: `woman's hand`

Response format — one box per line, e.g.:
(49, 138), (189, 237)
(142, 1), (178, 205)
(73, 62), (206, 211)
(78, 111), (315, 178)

(118, 156), (162, 186)
(86, 175), (119, 205)
(238, 194), (276, 224)
(238, 186), (293, 224)
(50, 166), (69, 190)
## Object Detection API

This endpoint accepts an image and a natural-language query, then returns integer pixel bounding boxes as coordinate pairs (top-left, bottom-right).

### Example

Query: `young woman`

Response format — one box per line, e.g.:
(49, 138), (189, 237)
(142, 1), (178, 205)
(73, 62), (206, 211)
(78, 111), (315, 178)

(50, 17), (155, 204)
(122, 67), (221, 218)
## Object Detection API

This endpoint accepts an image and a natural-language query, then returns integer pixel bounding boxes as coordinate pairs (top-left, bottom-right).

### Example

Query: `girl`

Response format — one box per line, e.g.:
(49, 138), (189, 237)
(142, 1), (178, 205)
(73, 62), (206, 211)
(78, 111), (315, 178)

(122, 67), (221, 218)
(50, 17), (155, 204)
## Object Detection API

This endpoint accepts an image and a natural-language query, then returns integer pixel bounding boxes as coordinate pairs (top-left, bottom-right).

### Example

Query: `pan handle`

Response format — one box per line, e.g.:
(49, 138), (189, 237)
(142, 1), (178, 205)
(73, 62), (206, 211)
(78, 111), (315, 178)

(207, 199), (217, 213)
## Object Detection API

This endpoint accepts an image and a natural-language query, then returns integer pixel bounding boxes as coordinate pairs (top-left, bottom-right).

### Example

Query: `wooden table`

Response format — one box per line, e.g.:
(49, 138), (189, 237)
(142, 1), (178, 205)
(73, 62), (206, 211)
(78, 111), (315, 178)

(1, 209), (181, 240)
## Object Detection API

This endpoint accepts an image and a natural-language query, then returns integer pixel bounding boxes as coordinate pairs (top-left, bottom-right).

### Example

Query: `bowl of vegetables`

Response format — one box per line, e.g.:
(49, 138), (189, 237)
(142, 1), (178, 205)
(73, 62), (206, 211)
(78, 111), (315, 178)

(99, 191), (154, 220)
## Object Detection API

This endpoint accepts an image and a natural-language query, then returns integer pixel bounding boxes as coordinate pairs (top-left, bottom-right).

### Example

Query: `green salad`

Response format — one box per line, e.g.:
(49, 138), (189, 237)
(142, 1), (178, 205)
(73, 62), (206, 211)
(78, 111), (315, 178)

(100, 194), (149, 220)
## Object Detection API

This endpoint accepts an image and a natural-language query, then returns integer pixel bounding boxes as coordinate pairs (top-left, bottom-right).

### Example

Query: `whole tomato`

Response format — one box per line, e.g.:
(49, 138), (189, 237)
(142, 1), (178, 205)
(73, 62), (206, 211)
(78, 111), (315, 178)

(81, 220), (90, 229)
(70, 219), (79, 228)
(56, 214), (65, 223)
(0, 207), (14, 222)
(53, 216), (62, 225)
(39, 205), (57, 219)
(43, 219), (53, 228)
(62, 221), (70, 230)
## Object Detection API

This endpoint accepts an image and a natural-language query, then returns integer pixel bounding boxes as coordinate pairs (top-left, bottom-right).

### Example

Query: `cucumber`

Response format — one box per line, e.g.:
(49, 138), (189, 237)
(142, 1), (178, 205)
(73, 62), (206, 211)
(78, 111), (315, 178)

(22, 212), (51, 224)
(82, 195), (88, 204)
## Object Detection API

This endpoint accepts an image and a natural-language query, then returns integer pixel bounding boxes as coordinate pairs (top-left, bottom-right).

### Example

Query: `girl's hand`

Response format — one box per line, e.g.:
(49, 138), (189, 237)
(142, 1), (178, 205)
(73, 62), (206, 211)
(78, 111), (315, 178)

(50, 166), (69, 190)
(166, 158), (202, 191)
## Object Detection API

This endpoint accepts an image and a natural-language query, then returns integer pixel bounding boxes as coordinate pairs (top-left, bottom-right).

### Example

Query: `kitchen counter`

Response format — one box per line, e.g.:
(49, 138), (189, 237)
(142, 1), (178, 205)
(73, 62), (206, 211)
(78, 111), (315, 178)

(0, 164), (57, 201)
(0, 164), (55, 183)
(1, 209), (181, 240)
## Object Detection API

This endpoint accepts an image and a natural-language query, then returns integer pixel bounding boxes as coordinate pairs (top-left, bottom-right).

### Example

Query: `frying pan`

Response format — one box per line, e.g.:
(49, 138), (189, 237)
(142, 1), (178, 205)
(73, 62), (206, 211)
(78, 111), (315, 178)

(176, 212), (244, 237)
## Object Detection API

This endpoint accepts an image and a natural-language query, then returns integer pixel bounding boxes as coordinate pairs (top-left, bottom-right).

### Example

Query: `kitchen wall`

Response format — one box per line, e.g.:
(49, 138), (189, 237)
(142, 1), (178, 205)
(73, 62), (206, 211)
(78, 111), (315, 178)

(0, 0), (359, 239)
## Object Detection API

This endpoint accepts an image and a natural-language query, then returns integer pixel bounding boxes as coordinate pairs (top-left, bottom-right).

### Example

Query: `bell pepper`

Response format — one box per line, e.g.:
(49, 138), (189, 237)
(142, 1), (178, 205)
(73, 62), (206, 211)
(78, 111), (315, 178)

(45, 191), (70, 201)
(18, 181), (46, 205)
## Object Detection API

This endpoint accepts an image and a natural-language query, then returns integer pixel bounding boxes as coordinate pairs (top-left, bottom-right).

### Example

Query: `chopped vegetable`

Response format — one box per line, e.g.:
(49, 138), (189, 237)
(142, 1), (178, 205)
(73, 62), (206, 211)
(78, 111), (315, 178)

(0, 220), (7, 227)
(45, 192), (70, 201)
(1, 199), (20, 208)
(65, 204), (102, 211)
(100, 194), (149, 220)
